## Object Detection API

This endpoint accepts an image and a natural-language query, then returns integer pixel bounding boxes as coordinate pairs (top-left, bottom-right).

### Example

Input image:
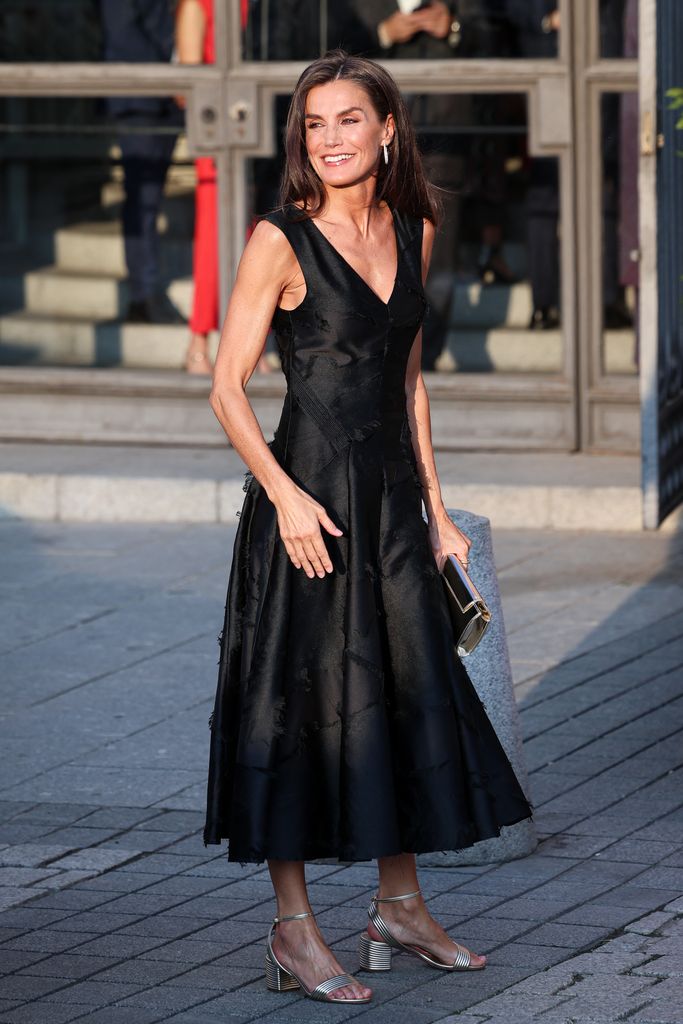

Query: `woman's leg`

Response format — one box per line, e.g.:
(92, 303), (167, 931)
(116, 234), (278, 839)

(371, 853), (486, 967)
(267, 859), (372, 1000)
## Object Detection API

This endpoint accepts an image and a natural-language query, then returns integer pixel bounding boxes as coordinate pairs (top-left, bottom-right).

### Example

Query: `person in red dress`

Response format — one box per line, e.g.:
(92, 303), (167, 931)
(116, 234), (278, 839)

(176, 0), (272, 375)
(175, 0), (218, 375)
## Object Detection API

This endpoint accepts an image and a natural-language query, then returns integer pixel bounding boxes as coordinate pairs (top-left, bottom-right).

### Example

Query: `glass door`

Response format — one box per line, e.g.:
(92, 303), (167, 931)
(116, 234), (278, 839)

(223, 0), (579, 450)
(571, 0), (640, 453)
(0, 0), (646, 455)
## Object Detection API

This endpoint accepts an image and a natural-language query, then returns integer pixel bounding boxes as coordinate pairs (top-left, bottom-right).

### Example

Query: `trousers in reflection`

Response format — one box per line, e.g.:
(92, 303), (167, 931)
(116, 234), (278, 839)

(119, 127), (177, 303)
(526, 157), (620, 313)
(420, 151), (464, 369)
(527, 159), (560, 312)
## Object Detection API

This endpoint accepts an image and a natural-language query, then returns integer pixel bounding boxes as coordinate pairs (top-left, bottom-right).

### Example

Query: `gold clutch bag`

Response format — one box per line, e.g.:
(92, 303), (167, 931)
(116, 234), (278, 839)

(441, 553), (492, 657)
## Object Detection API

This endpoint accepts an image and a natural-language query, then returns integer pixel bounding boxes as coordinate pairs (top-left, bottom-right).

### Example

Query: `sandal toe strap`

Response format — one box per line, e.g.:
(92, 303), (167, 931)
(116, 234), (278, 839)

(452, 943), (472, 969)
(310, 973), (357, 1000)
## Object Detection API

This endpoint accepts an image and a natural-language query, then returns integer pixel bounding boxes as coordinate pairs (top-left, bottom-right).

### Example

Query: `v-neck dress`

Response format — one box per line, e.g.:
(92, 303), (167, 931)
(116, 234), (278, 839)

(203, 202), (533, 864)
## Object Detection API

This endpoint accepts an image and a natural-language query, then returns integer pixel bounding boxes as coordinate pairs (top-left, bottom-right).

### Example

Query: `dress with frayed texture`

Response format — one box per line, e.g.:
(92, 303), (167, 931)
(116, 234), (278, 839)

(203, 203), (533, 864)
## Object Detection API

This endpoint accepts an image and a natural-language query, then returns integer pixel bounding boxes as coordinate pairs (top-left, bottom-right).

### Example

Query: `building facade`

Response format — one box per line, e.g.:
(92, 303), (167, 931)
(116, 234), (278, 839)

(0, 0), (680, 525)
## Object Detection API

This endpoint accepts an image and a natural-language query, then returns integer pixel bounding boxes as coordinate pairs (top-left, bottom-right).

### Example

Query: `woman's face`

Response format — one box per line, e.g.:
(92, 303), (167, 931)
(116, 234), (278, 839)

(303, 80), (393, 190)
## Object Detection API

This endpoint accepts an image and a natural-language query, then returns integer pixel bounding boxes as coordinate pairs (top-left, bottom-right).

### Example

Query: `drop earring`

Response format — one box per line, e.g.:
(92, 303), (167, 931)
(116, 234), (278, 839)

(383, 142), (389, 165)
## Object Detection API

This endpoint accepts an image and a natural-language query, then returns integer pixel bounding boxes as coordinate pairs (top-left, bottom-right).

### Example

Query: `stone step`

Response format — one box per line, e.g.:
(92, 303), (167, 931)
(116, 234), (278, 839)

(54, 219), (193, 278)
(451, 280), (533, 329)
(43, 228), (533, 325)
(442, 327), (637, 375)
(0, 310), (637, 376)
(51, 221), (532, 327)
(21, 264), (538, 331)
(0, 313), (217, 368)
(21, 268), (194, 320)
(0, 439), (672, 533)
(0, 365), (580, 451)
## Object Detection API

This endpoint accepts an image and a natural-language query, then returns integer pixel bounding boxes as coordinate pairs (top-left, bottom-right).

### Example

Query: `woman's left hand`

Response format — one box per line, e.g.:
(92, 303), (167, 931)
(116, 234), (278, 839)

(427, 512), (472, 573)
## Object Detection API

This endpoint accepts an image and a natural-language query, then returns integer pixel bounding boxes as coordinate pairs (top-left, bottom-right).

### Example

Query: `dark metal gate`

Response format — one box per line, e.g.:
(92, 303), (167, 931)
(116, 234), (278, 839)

(653, 0), (683, 523)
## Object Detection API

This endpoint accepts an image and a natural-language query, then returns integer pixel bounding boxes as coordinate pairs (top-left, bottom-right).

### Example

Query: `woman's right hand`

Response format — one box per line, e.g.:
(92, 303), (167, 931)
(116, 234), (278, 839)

(274, 485), (343, 579)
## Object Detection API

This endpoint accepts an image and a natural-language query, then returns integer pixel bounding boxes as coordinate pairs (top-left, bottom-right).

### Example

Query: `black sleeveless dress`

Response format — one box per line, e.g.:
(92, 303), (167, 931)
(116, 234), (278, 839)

(203, 202), (533, 864)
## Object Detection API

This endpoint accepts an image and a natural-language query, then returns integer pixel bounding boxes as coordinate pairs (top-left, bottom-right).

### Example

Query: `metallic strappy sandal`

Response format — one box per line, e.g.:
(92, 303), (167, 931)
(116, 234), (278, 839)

(358, 888), (485, 972)
(265, 910), (372, 1003)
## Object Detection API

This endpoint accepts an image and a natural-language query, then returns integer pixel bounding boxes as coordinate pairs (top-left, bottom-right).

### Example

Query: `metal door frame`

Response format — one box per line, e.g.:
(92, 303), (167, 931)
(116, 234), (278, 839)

(639, 0), (683, 528)
(639, 0), (659, 527)
(220, 0), (579, 452)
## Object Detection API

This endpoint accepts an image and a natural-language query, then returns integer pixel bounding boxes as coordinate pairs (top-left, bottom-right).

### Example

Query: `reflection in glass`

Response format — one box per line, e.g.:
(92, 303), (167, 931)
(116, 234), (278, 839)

(175, 0), (220, 375)
(242, 0), (558, 61)
(0, 97), (196, 370)
(504, 1), (559, 59)
(248, 92), (566, 375)
(600, 0), (638, 60)
(0, 0), (177, 63)
(601, 91), (638, 376)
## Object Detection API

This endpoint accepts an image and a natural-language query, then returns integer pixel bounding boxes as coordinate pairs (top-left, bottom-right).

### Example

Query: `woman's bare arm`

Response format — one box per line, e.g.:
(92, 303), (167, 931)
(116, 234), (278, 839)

(404, 218), (471, 566)
(209, 221), (295, 501)
(175, 0), (206, 64)
(209, 221), (342, 578)
(404, 219), (447, 524)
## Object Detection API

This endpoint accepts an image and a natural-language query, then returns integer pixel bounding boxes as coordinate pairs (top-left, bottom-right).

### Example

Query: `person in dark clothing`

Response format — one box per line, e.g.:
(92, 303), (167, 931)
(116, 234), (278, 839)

(99, 0), (184, 324)
(506, 0), (560, 329)
(506, 0), (559, 56)
(250, 0), (375, 60)
(600, 0), (634, 329)
(508, 0), (631, 331)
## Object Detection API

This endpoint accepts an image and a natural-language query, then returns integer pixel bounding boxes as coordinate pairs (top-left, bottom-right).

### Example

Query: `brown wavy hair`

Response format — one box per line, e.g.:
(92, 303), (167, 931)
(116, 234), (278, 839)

(278, 49), (441, 225)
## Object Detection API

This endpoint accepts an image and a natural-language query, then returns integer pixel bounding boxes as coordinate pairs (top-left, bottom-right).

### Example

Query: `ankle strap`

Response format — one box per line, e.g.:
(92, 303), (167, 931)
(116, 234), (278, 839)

(273, 910), (313, 923)
(374, 889), (421, 903)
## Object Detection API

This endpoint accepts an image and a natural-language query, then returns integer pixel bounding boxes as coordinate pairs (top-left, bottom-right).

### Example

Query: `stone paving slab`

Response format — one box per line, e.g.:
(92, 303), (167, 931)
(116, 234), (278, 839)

(0, 521), (682, 1022)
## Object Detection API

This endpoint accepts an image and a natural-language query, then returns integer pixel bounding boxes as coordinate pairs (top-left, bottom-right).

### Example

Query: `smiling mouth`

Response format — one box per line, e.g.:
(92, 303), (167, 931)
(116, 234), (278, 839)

(322, 154), (354, 166)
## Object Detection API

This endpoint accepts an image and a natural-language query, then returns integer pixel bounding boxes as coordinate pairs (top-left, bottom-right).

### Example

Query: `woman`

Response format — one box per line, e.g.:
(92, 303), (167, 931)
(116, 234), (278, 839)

(204, 50), (533, 1005)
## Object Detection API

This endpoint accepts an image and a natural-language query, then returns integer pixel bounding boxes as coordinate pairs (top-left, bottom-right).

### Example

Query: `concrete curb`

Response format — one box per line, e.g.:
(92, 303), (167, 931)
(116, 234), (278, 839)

(2, 470), (682, 531)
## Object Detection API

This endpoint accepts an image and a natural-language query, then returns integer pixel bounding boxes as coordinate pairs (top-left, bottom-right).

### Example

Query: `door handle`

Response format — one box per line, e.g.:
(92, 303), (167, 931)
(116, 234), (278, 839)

(228, 101), (250, 123)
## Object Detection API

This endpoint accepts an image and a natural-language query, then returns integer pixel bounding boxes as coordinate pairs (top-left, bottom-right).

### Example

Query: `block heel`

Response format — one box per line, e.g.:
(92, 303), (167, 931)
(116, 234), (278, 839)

(265, 949), (300, 991)
(358, 931), (393, 971)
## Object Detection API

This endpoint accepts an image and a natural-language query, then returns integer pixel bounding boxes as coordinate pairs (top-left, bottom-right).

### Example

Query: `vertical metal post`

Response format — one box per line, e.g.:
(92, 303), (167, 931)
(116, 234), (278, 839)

(570, 0), (594, 453)
(639, 0), (659, 528)
(216, 0), (241, 326)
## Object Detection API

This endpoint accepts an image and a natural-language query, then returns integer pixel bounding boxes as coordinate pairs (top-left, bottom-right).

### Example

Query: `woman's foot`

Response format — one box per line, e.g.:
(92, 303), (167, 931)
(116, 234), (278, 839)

(368, 890), (486, 968)
(184, 334), (213, 376)
(272, 915), (372, 1001)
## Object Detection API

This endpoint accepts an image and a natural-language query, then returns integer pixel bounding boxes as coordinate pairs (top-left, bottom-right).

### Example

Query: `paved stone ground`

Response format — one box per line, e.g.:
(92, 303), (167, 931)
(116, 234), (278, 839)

(0, 519), (682, 1023)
